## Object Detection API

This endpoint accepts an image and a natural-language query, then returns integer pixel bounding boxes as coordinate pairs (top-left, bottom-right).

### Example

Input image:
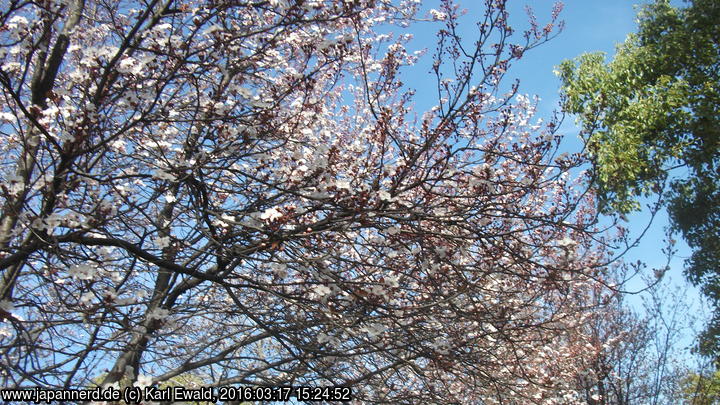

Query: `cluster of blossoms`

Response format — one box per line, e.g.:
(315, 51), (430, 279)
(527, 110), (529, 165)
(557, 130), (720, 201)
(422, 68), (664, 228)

(0, 0), (631, 403)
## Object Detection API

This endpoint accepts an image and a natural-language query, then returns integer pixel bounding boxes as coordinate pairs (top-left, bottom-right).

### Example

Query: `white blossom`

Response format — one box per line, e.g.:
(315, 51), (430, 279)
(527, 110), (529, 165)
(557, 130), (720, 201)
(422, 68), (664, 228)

(378, 190), (393, 201)
(272, 263), (288, 278)
(335, 180), (351, 191)
(154, 236), (171, 249)
(116, 57), (143, 75)
(69, 264), (97, 280)
(135, 375), (153, 389)
(79, 292), (95, 304)
(260, 207), (283, 221)
(557, 237), (578, 248)
(429, 9), (447, 21)
(146, 307), (170, 322)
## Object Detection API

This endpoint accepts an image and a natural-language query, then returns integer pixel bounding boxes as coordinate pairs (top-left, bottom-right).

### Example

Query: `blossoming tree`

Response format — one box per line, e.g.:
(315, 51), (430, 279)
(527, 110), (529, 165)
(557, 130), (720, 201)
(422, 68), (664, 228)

(1, 0), (628, 402)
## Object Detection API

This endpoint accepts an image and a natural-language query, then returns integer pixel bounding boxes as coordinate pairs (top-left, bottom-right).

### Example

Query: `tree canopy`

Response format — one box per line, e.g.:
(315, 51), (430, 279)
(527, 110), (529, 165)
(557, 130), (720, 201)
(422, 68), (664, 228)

(0, 0), (628, 401)
(0, 0), (699, 402)
(557, 0), (720, 359)
(678, 370), (720, 405)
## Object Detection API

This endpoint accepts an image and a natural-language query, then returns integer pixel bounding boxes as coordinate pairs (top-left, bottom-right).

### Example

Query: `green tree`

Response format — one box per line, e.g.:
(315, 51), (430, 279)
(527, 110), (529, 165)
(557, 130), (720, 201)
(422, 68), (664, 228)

(678, 371), (720, 405)
(557, 0), (720, 359)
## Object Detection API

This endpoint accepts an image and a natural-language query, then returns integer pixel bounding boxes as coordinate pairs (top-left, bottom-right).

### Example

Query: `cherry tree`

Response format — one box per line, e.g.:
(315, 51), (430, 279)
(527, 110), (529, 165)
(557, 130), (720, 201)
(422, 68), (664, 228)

(1, 0), (630, 402)
(572, 286), (680, 404)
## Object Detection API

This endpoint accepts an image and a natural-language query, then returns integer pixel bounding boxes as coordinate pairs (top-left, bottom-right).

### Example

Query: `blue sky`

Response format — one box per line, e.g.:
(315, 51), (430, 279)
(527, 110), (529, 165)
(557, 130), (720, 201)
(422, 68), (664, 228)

(505, 0), (640, 116)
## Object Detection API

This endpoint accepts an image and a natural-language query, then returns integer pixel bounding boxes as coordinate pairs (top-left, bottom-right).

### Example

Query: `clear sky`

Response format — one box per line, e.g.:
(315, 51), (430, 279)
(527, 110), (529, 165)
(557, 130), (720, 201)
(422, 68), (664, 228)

(505, 0), (641, 116)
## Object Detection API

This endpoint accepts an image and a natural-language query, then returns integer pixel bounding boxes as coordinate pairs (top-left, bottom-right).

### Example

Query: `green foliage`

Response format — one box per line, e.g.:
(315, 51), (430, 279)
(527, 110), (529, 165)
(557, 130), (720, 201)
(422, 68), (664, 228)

(558, 0), (720, 359)
(679, 370), (720, 405)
